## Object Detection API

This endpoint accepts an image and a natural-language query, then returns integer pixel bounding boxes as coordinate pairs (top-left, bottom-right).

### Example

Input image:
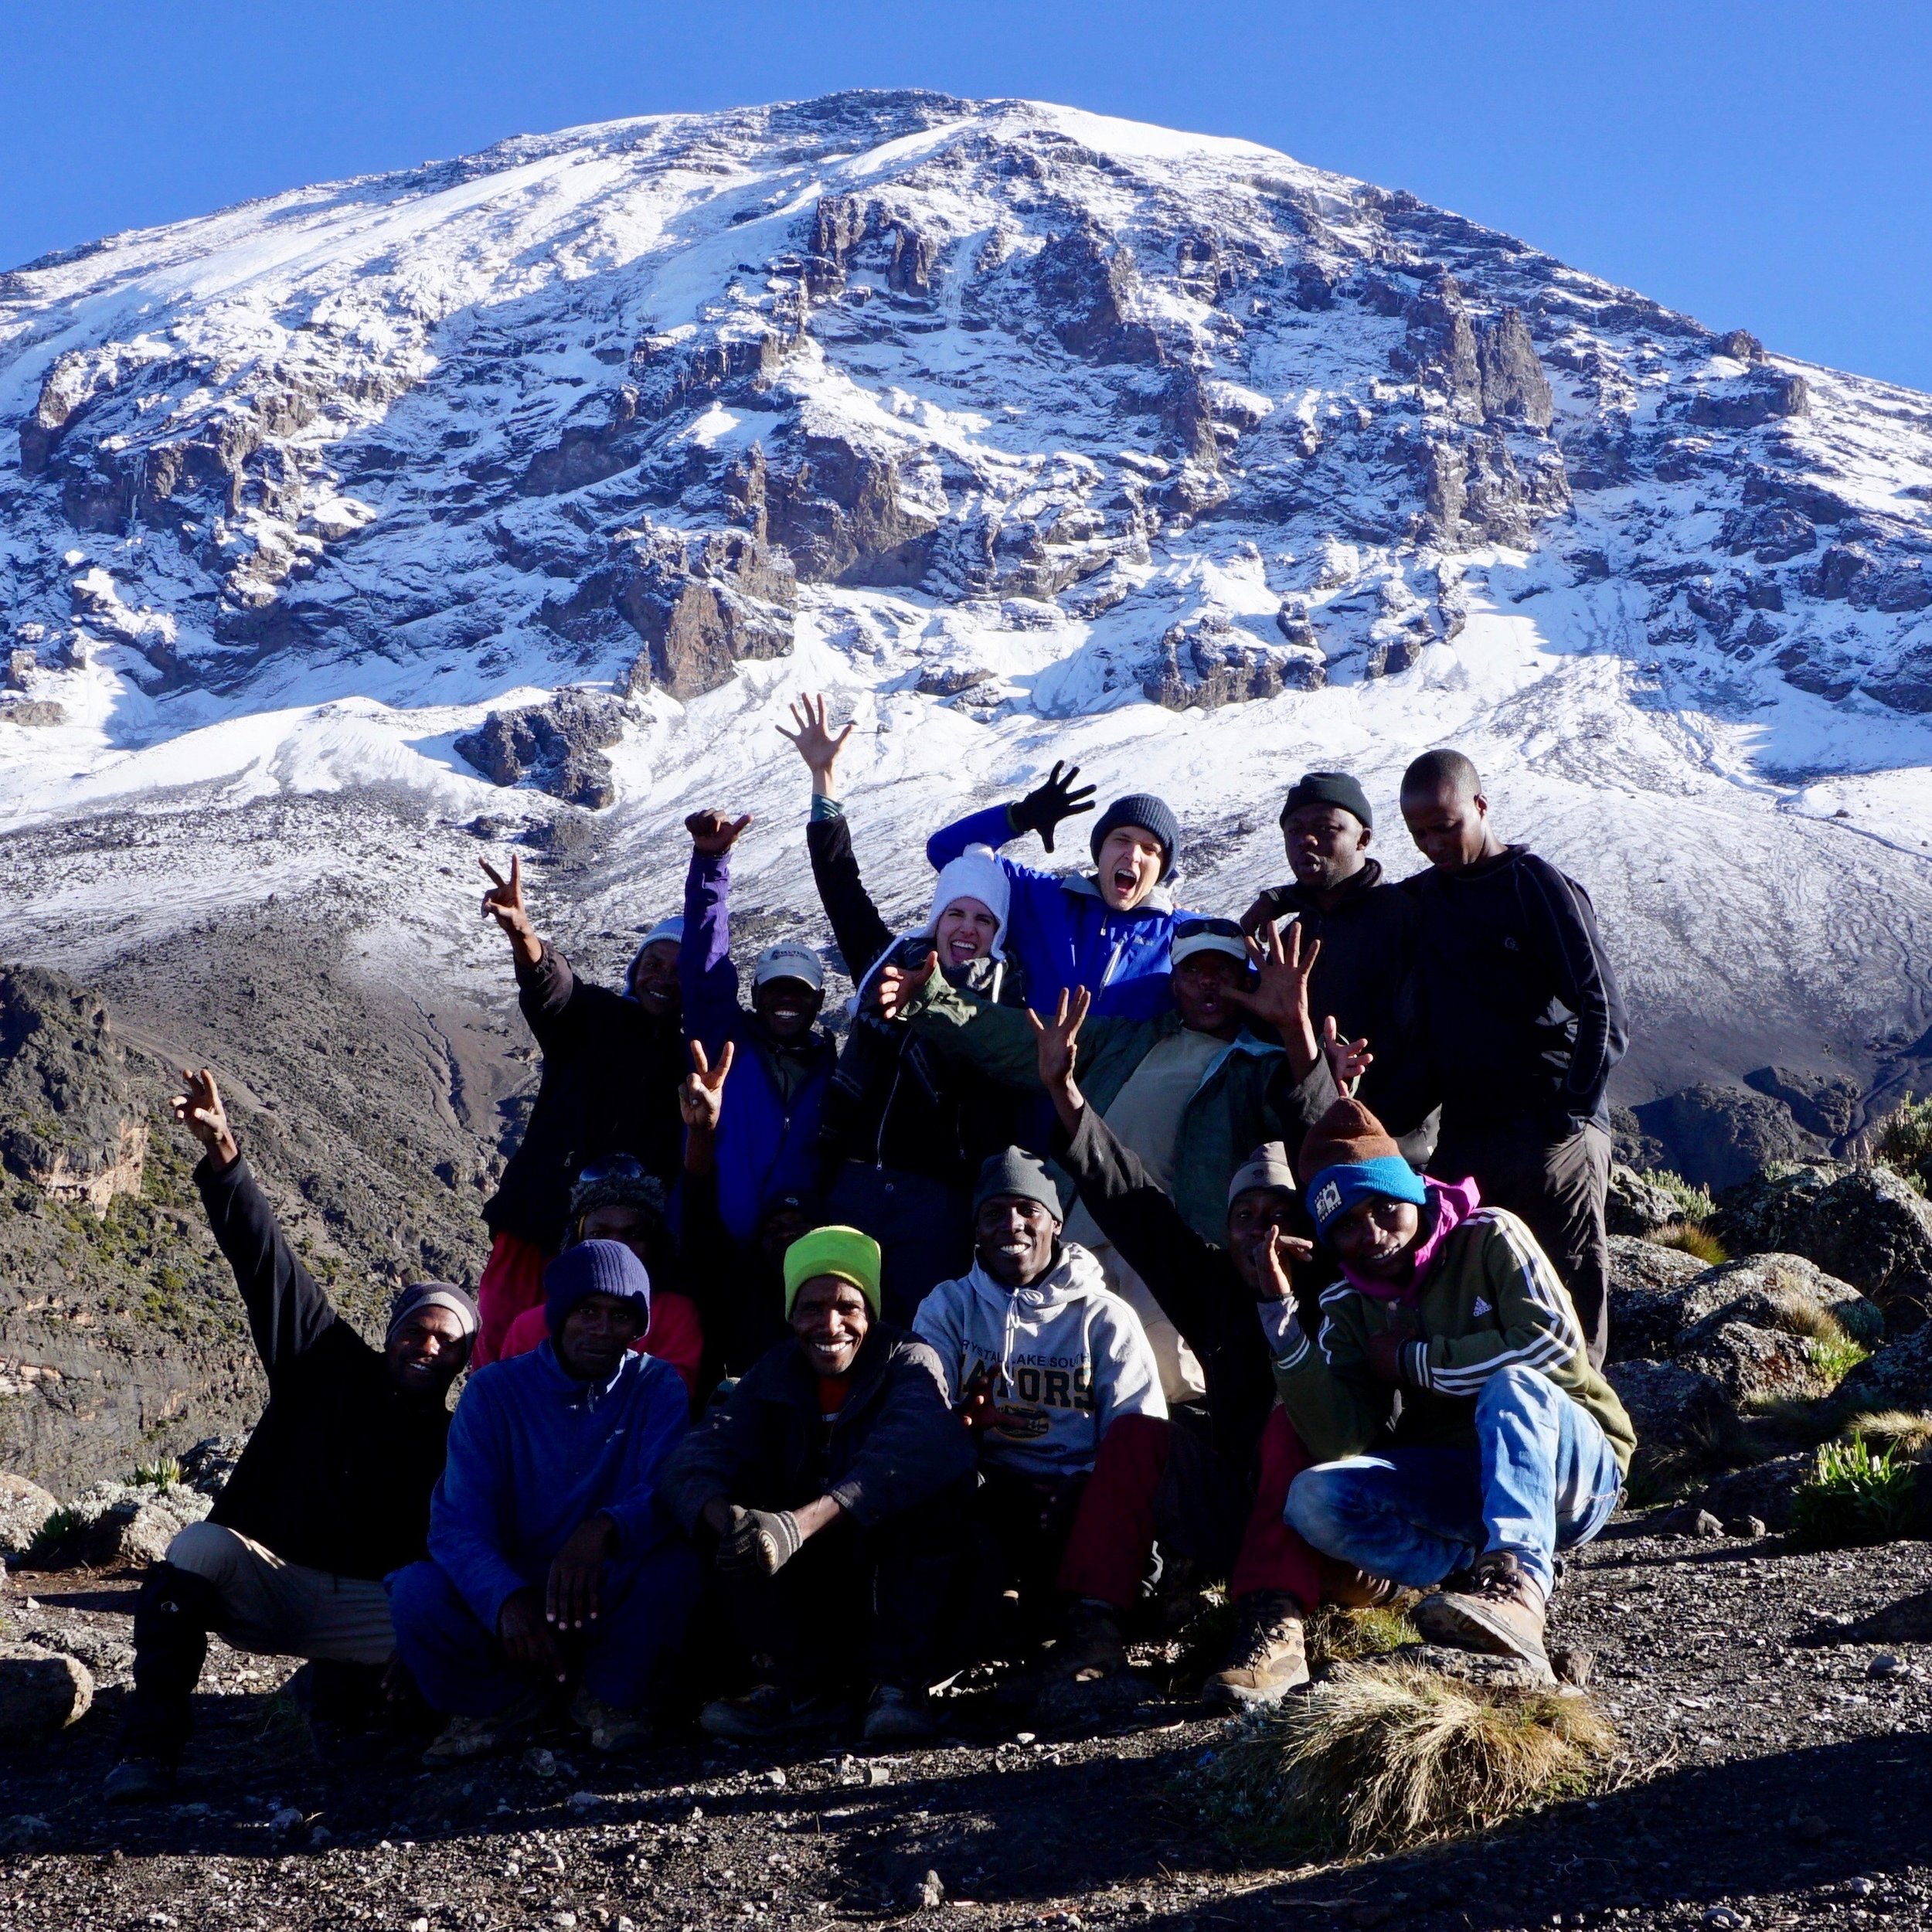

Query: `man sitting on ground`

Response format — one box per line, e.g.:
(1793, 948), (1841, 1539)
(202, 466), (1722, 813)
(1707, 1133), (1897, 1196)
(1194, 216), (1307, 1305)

(1032, 989), (1396, 1706)
(474, 850), (686, 1365)
(913, 1149), (1167, 1685)
(926, 769), (1196, 1019)
(105, 1070), (478, 1803)
(1281, 1098), (1634, 1665)
(391, 1241), (696, 1760)
(662, 1226), (977, 1744)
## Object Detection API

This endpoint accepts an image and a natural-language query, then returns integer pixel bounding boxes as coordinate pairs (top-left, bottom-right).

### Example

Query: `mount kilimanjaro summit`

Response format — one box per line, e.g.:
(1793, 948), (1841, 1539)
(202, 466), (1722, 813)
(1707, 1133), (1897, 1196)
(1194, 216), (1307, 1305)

(4, 87), (1932, 1178)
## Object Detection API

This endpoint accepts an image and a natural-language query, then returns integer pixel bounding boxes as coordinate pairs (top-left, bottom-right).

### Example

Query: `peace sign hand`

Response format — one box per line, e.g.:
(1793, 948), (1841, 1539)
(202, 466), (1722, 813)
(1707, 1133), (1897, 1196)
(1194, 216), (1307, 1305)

(680, 1039), (735, 1133)
(1323, 1015), (1374, 1094)
(172, 1066), (240, 1169)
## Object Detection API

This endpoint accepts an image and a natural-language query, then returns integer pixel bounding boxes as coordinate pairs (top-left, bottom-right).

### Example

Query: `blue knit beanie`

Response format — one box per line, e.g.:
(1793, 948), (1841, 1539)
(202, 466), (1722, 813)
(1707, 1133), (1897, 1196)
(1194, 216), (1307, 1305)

(544, 1238), (651, 1333)
(1090, 793), (1182, 879)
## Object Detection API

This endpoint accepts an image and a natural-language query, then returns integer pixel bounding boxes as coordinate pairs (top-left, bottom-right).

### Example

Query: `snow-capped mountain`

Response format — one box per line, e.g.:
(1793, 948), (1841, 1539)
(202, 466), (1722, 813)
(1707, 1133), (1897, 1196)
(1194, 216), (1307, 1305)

(4, 89), (1932, 1158)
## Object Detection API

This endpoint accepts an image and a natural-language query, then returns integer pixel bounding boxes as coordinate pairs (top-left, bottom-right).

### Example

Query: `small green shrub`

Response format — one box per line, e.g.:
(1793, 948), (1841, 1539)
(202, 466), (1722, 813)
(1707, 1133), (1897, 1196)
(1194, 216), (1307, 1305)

(130, 1458), (182, 1491)
(1650, 1221), (1728, 1266)
(1872, 1094), (1932, 1185)
(1650, 1169), (1717, 1223)
(1804, 1328), (1870, 1389)
(1790, 1437), (1918, 1548)
(25, 1508), (83, 1565)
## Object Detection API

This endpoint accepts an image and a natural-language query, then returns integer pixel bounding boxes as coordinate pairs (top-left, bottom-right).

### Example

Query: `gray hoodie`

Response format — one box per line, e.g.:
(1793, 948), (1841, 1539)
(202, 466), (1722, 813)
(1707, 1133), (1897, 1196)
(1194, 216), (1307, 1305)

(912, 1243), (1167, 1479)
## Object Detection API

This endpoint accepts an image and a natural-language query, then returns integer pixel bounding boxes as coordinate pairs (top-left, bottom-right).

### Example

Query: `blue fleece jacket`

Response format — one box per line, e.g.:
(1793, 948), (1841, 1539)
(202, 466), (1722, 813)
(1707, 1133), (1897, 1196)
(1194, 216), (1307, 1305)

(681, 847), (835, 1243)
(426, 1342), (689, 1633)
(927, 804), (1198, 1022)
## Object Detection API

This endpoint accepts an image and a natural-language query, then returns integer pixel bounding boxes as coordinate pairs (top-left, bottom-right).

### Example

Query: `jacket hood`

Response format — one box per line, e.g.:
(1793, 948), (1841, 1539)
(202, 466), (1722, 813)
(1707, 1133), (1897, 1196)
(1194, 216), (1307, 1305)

(1338, 1175), (1482, 1303)
(961, 1240), (1114, 1321)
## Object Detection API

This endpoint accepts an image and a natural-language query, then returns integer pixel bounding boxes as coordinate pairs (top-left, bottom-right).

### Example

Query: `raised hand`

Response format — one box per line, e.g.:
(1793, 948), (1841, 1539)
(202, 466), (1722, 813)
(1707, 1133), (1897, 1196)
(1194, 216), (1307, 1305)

(1237, 890), (1281, 943)
(686, 809), (753, 856)
(1323, 1015), (1374, 1094)
(1254, 1226), (1315, 1304)
(479, 854), (542, 967)
(679, 1038), (734, 1132)
(1222, 920), (1320, 1030)
(872, 946), (938, 1022)
(172, 1067), (240, 1169)
(775, 692), (855, 796)
(1026, 985), (1092, 1129)
(1009, 760), (1097, 853)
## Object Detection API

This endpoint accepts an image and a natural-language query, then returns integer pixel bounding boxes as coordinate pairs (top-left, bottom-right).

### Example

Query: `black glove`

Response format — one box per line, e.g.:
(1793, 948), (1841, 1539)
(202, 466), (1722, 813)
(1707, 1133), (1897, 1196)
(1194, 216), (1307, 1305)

(1008, 761), (1097, 853)
(715, 1505), (804, 1578)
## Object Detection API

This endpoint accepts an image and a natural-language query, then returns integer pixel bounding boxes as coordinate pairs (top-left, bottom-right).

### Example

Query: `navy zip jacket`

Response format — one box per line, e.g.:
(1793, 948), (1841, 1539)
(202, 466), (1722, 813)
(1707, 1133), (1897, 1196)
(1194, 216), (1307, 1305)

(1403, 845), (1628, 1131)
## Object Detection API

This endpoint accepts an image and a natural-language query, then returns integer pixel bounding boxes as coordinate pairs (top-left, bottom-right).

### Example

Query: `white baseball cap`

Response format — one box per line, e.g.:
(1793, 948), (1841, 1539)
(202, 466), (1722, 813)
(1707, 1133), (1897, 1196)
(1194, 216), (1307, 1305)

(753, 943), (825, 992)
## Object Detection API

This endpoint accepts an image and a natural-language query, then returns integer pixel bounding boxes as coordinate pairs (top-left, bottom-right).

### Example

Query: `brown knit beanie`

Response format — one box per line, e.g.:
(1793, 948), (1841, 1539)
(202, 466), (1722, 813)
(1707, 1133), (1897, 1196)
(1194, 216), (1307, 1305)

(1296, 1097), (1403, 1186)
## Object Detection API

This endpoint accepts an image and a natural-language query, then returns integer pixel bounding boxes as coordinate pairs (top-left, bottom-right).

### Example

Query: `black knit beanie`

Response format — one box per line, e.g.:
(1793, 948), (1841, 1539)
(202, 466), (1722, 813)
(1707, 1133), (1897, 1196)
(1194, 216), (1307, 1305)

(1280, 770), (1373, 831)
(1090, 793), (1182, 879)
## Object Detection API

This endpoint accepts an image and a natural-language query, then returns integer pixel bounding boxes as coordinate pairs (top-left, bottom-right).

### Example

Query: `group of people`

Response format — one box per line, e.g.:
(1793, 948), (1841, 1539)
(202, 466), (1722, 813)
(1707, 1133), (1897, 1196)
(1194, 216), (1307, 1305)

(102, 699), (1634, 1799)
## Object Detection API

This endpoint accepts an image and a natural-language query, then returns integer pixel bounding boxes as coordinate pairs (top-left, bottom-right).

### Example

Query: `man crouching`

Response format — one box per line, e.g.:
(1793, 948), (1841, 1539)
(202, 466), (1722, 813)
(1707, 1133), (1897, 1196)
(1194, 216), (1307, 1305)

(105, 1070), (478, 1802)
(1280, 1099), (1634, 1664)
(662, 1226), (978, 1744)
(391, 1240), (697, 1760)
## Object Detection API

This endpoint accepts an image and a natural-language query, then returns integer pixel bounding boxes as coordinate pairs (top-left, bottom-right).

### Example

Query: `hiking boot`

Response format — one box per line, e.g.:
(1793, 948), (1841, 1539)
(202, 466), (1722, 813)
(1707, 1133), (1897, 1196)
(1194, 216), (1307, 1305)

(568, 1691), (651, 1755)
(698, 1684), (847, 1743)
(1413, 1552), (1548, 1663)
(1317, 1559), (1403, 1611)
(1145, 1551), (1210, 1634)
(1043, 1600), (1127, 1685)
(103, 1757), (175, 1805)
(420, 1687), (552, 1767)
(1203, 1591), (1309, 1709)
(862, 1682), (937, 1743)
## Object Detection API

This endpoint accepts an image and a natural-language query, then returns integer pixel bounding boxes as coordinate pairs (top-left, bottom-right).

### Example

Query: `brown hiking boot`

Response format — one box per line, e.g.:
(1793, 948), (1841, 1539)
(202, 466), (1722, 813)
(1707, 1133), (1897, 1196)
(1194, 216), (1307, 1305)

(1318, 1559), (1403, 1611)
(1043, 1600), (1128, 1684)
(1413, 1552), (1548, 1663)
(1203, 1590), (1308, 1708)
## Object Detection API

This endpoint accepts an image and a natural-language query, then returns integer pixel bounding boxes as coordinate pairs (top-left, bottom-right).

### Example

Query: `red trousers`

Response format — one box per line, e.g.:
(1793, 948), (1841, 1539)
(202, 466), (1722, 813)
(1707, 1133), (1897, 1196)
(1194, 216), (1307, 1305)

(474, 1230), (549, 1369)
(1055, 1406), (1326, 1612)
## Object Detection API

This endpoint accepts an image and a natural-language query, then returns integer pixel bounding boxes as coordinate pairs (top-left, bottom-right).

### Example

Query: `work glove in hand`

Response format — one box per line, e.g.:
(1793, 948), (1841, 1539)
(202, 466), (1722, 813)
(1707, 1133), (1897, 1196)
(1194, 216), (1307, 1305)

(715, 1505), (804, 1577)
(1008, 761), (1097, 852)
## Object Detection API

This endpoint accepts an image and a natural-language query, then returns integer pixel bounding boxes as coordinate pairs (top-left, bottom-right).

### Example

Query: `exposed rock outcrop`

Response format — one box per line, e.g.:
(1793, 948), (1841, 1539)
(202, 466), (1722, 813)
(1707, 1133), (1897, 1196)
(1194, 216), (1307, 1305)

(455, 690), (628, 809)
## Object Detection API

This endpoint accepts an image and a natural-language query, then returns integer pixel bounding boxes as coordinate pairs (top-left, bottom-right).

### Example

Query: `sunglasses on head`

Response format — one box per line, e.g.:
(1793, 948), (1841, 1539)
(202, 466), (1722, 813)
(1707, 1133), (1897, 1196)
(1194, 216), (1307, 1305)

(577, 1152), (647, 1185)
(1173, 916), (1247, 944)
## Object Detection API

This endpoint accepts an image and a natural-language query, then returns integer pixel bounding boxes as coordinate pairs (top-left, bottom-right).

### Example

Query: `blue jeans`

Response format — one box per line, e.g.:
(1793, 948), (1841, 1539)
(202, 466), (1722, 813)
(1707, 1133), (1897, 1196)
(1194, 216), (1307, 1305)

(389, 1542), (699, 1718)
(1284, 1365), (1623, 1597)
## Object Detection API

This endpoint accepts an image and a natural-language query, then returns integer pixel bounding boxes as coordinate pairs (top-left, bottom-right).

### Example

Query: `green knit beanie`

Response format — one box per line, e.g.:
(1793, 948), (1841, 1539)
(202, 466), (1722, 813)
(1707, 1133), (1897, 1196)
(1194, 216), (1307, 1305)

(782, 1225), (883, 1319)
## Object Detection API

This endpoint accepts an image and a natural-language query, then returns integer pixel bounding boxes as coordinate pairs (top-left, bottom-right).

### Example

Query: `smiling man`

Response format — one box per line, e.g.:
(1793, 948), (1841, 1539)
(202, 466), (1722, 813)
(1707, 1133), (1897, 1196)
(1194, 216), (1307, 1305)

(104, 1070), (478, 1804)
(925, 767), (1196, 1019)
(390, 1240), (698, 1763)
(662, 1224), (976, 1743)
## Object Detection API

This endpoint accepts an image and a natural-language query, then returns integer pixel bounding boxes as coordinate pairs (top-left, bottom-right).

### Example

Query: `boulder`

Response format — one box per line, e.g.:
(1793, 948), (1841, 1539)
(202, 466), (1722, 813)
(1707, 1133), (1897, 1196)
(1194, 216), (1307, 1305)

(1674, 1318), (1818, 1403)
(1606, 1165), (1685, 1237)
(1743, 1067), (1861, 1141)
(454, 689), (627, 810)
(1690, 1454), (1811, 1533)
(1672, 1253), (1882, 1347)
(1711, 1162), (1847, 1259)
(1607, 1238), (1707, 1360)
(1803, 1170), (1932, 1326)
(1631, 1086), (1827, 1192)
(29, 1478), (211, 1570)
(1835, 1327), (1932, 1415)
(0, 1475), (59, 1557)
(0, 1646), (93, 1745)
(1605, 1359), (1734, 1458)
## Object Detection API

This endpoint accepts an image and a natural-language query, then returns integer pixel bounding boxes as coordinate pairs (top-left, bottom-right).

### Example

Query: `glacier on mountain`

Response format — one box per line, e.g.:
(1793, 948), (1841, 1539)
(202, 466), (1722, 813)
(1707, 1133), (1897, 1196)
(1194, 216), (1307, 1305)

(3, 89), (1931, 1158)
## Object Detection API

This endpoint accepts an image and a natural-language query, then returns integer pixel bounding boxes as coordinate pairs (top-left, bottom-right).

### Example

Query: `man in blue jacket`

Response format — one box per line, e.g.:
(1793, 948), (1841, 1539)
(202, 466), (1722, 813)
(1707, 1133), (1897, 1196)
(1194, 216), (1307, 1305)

(390, 1241), (697, 1762)
(682, 807), (838, 1243)
(926, 765), (1196, 1021)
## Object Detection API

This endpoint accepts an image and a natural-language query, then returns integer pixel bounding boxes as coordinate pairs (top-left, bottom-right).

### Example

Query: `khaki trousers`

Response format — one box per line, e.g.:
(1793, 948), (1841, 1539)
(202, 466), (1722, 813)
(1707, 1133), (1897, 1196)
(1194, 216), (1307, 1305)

(165, 1521), (396, 1665)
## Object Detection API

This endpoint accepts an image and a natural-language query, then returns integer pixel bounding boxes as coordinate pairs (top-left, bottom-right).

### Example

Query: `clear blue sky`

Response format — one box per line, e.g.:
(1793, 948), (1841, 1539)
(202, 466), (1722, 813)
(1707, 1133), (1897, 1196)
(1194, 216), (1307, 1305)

(5, 1), (1928, 390)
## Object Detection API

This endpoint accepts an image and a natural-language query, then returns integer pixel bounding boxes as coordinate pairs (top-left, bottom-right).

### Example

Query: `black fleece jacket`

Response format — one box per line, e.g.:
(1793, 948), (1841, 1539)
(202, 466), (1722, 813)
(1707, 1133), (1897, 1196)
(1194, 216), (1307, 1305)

(806, 809), (1027, 1187)
(1403, 845), (1628, 1131)
(482, 944), (686, 1249)
(1247, 859), (1431, 1138)
(658, 1321), (976, 1532)
(198, 1156), (454, 1580)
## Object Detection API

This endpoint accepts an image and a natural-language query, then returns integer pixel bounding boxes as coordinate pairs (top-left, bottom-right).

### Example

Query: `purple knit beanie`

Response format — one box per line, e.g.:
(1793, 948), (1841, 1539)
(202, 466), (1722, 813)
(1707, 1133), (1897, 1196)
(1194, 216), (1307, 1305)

(544, 1238), (651, 1334)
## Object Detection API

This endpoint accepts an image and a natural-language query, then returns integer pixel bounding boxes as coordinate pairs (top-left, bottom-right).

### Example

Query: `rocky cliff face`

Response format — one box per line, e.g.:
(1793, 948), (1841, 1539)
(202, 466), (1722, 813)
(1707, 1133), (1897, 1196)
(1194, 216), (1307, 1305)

(3, 92), (1932, 1158)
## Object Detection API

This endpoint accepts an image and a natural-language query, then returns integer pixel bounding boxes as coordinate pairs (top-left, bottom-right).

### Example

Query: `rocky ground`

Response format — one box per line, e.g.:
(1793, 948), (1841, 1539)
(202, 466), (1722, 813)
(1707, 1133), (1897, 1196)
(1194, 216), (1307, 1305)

(0, 1516), (1926, 1932)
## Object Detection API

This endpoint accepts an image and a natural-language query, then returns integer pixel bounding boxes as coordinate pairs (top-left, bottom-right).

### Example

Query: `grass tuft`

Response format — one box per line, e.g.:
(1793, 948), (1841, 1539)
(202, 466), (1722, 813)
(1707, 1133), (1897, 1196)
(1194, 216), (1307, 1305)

(1790, 1437), (1918, 1548)
(1839, 1410), (1932, 1461)
(1304, 1600), (1421, 1667)
(1803, 1325), (1871, 1389)
(1650, 1221), (1728, 1265)
(1196, 1662), (1615, 1859)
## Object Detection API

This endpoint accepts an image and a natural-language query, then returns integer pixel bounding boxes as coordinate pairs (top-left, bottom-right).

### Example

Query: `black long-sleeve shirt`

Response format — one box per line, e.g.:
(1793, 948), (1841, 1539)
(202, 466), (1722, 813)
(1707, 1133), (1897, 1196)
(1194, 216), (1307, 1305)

(1403, 845), (1628, 1131)
(482, 944), (686, 1248)
(200, 1155), (454, 1580)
